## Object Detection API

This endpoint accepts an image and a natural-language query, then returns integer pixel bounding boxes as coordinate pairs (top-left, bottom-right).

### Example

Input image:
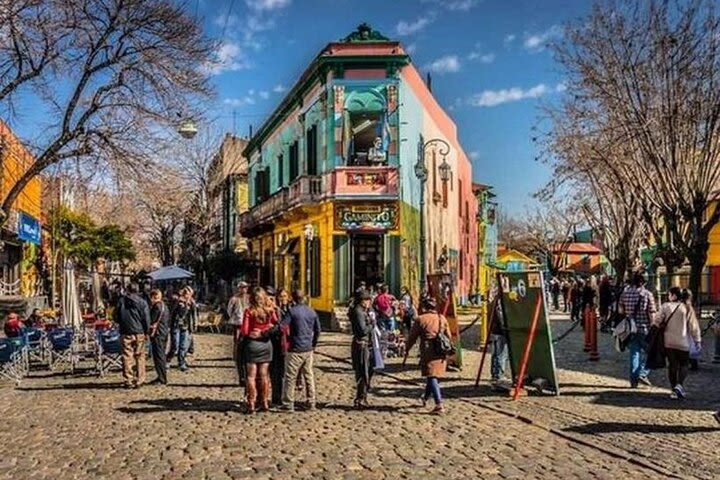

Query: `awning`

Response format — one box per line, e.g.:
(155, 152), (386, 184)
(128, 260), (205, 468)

(275, 237), (299, 257)
(147, 265), (194, 281)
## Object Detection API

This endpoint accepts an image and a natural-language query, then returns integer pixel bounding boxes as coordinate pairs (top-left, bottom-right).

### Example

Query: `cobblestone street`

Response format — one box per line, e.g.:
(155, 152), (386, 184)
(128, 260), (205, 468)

(1, 323), (718, 479)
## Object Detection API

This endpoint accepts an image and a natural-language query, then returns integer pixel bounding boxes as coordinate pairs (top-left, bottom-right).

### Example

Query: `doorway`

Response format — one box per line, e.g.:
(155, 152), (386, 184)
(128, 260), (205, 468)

(352, 234), (384, 289)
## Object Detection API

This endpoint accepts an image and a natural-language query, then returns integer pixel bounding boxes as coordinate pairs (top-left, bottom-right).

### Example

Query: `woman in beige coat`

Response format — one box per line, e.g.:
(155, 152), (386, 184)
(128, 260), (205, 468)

(652, 286), (701, 399)
(403, 296), (450, 414)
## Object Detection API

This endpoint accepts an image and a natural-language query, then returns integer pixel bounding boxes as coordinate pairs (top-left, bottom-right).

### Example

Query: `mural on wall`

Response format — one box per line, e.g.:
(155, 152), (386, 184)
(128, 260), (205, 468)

(399, 201), (420, 298)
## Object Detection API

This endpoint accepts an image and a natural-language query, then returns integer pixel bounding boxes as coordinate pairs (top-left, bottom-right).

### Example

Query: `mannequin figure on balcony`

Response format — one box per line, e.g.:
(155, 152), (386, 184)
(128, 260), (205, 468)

(368, 136), (387, 166)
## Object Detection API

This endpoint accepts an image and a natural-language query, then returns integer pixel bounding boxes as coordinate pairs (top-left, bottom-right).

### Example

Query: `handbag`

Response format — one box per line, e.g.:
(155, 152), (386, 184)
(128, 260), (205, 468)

(645, 303), (681, 370)
(432, 314), (456, 356)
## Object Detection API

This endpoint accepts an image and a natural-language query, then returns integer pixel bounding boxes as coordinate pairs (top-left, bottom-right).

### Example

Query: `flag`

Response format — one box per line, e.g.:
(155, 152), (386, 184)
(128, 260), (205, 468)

(376, 111), (391, 152)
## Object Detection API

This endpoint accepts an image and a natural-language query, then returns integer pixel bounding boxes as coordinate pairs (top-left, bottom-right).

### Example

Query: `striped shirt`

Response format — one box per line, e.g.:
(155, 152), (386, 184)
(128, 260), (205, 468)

(619, 286), (656, 333)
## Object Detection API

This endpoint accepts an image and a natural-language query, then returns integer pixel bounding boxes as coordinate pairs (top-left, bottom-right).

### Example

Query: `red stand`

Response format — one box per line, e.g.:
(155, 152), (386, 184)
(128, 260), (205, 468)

(583, 306), (591, 352)
(512, 295), (543, 401)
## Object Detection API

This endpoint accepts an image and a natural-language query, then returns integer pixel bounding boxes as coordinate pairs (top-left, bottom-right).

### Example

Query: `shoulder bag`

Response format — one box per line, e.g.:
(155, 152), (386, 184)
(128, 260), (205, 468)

(645, 303), (681, 370)
(432, 314), (456, 356)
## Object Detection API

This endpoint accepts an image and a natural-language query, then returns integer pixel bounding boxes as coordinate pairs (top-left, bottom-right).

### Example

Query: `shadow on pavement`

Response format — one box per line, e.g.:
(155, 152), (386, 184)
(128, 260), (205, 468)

(564, 421), (720, 435)
(322, 403), (401, 413)
(590, 391), (716, 410)
(18, 382), (125, 391)
(117, 397), (241, 414)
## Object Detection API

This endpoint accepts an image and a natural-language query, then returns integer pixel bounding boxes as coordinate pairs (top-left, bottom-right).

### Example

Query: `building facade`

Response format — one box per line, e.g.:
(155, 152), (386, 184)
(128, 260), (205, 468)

(207, 134), (250, 253)
(0, 121), (43, 296)
(239, 24), (478, 320)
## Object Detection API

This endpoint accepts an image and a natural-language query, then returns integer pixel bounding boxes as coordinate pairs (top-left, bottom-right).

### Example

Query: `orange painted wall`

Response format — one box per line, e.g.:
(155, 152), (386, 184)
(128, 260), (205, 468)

(0, 120), (42, 220)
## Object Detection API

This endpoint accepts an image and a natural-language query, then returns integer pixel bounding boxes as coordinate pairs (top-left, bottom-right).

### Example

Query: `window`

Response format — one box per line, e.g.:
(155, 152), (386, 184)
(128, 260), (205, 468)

(458, 179), (463, 212)
(347, 111), (387, 166)
(278, 154), (284, 188)
(306, 125), (318, 175)
(254, 168), (270, 204)
(289, 141), (299, 182)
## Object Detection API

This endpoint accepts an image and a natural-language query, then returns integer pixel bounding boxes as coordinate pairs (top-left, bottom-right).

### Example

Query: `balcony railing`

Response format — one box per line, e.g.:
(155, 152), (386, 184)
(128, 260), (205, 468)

(238, 166), (399, 233)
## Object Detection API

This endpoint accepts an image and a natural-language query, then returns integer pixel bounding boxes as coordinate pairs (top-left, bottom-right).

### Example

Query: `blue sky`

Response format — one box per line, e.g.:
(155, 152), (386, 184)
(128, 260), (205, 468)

(201, 0), (592, 214)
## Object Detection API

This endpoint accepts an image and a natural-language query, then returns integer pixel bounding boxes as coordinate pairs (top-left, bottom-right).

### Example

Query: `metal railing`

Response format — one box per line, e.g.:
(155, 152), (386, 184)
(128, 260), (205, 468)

(0, 279), (20, 296)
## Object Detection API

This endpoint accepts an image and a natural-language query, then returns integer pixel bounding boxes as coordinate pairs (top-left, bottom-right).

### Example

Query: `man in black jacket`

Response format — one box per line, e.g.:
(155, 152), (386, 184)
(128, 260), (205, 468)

(116, 283), (151, 388)
(148, 289), (170, 385)
(279, 290), (321, 411)
(350, 290), (374, 409)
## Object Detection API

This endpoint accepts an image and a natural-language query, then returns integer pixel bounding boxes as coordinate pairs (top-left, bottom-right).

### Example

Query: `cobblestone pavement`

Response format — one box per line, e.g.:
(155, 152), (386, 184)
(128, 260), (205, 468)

(463, 311), (720, 480)
(0, 332), (669, 480)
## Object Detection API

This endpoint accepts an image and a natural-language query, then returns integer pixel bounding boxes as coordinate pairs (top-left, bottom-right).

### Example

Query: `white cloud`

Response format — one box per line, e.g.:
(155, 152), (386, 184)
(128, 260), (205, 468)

(555, 83), (567, 93)
(468, 47), (495, 63)
(204, 42), (247, 75)
(425, 55), (461, 74)
(273, 84), (287, 93)
(446, 0), (478, 10)
(248, 89), (255, 95)
(468, 83), (549, 107)
(224, 96), (256, 107)
(259, 90), (270, 99)
(245, 0), (291, 11)
(523, 25), (562, 51)
(396, 16), (433, 36)
(469, 151), (480, 160)
(504, 34), (516, 45)
(406, 43), (417, 54)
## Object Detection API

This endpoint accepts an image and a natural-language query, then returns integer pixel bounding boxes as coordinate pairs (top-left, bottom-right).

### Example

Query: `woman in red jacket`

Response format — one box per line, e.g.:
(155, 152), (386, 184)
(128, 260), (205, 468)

(241, 287), (278, 413)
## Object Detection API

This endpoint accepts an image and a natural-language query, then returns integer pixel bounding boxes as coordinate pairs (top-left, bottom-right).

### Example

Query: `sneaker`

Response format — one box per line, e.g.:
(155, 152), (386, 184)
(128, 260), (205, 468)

(638, 376), (652, 387)
(431, 404), (445, 415)
(420, 395), (428, 407)
(674, 385), (686, 399)
(713, 411), (720, 425)
(669, 391), (678, 400)
(277, 405), (294, 413)
(306, 403), (317, 411)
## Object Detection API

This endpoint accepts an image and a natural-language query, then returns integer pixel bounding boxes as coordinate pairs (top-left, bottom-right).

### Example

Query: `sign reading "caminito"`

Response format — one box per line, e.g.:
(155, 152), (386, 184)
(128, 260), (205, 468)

(335, 203), (398, 231)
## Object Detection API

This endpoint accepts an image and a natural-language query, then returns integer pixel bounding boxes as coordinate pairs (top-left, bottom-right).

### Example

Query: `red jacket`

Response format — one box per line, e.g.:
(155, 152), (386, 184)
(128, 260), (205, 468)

(4, 318), (24, 337)
(240, 308), (278, 337)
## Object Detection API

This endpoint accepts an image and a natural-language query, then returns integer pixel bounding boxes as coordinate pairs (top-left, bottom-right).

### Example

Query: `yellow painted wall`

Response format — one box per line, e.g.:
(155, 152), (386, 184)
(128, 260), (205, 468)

(707, 202), (720, 266)
(0, 121), (42, 219)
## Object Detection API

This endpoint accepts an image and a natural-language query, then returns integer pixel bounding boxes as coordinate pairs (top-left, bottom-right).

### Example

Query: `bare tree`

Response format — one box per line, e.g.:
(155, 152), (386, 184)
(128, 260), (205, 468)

(0, 0), (215, 226)
(547, 0), (720, 296)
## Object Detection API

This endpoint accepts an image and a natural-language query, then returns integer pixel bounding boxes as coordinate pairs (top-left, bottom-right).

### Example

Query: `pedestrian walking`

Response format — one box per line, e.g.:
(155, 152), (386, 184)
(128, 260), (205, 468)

(170, 287), (195, 372)
(350, 290), (375, 409)
(599, 275), (613, 327)
(571, 279), (584, 324)
(682, 290), (701, 371)
(270, 286), (291, 406)
(652, 287), (701, 399)
(561, 278), (571, 313)
(241, 287), (278, 414)
(279, 290), (320, 412)
(619, 272), (656, 388)
(115, 283), (151, 389)
(398, 286), (416, 332)
(148, 289), (169, 385)
(489, 293), (509, 389)
(550, 277), (561, 311)
(373, 284), (396, 331)
(227, 281), (249, 386)
(186, 287), (198, 356)
(404, 295), (450, 414)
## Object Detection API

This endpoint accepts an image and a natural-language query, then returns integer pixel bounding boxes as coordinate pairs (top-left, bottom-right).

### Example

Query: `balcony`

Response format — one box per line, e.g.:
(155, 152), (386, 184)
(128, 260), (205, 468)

(330, 166), (398, 198)
(238, 166), (399, 234)
(238, 175), (324, 234)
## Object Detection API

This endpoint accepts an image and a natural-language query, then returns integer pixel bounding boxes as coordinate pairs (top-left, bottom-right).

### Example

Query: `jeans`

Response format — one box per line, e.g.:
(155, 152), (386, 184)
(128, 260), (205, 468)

(379, 316), (396, 331)
(173, 328), (191, 369)
(490, 334), (508, 381)
(424, 377), (442, 405)
(628, 333), (650, 384)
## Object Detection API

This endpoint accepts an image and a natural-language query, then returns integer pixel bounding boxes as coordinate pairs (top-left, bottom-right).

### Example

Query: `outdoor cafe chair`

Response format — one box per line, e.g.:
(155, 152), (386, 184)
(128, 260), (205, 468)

(48, 328), (78, 373)
(24, 328), (49, 367)
(95, 329), (123, 377)
(0, 338), (25, 385)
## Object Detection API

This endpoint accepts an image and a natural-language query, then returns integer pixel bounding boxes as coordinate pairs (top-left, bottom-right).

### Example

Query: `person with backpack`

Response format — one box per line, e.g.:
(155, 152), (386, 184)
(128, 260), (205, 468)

(618, 272), (656, 388)
(403, 295), (451, 415)
(651, 287), (701, 399)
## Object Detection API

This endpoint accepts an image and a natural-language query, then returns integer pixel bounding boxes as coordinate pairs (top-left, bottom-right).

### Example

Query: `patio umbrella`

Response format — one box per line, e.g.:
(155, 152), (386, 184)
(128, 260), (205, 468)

(62, 261), (82, 329)
(147, 265), (194, 282)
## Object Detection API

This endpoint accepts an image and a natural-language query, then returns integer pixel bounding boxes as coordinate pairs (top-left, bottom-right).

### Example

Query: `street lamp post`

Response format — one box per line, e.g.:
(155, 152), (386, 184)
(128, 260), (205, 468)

(304, 223), (315, 305)
(414, 138), (451, 296)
